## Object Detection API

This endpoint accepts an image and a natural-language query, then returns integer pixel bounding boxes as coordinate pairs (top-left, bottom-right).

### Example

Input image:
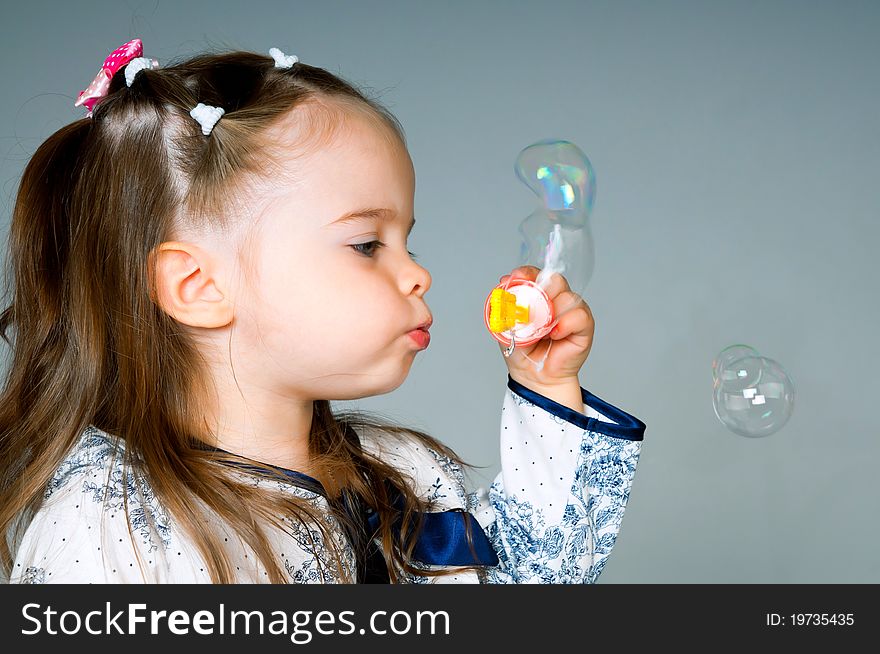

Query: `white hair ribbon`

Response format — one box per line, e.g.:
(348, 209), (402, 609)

(269, 47), (299, 69)
(124, 57), (160, 87)
(189, 103), (225, 136)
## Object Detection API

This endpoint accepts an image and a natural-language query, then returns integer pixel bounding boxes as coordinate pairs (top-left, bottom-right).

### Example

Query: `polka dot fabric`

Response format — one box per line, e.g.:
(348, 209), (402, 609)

(75, 38), (145, 114)
(466, 377), (645, 583)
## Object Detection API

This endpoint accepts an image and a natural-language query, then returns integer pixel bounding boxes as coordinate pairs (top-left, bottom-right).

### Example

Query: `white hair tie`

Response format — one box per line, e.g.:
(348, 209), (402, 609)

(125, 57), (159, 87)
(189, 103), (225, 136)
(269, 47), (299, 69)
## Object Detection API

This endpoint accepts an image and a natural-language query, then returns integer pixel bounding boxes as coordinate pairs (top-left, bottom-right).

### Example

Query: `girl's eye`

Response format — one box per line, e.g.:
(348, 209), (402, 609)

(350, 240), (385, 257)
(350, 241), (418, 260)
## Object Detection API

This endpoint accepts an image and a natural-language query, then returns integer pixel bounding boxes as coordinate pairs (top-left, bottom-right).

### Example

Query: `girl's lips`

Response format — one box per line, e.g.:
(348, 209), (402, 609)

(408, 328), (430, 349)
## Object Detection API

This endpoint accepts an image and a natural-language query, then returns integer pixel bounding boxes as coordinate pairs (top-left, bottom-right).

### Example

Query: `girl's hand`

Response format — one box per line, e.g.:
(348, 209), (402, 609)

(496, 265), (595, 394)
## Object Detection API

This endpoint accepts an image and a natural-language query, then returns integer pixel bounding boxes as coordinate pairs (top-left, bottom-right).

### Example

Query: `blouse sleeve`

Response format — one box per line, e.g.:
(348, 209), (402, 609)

(465, 375), (646, 584)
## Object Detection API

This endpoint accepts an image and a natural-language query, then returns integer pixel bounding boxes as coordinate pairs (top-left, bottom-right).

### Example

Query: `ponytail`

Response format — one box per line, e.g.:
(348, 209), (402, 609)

(0, 118), (100, 576)
(1, 119), (91, 346)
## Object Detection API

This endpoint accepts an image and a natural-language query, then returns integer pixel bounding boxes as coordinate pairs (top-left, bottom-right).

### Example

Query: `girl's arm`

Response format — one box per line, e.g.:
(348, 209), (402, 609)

(463, 375), (645, 584)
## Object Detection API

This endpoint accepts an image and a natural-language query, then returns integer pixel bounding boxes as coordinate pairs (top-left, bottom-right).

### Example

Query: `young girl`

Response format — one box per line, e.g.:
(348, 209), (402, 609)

(0, 39), (646, 584)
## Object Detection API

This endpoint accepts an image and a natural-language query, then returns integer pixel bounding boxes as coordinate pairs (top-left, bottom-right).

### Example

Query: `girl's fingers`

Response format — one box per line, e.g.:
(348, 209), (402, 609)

(499, 268), (571, 300)
(550, 290), (585, 322)
(541, 272), (571, 300)
(549, 292), (593, 339)
(552, 290), (590, 318)
(499, 265), (540, 285)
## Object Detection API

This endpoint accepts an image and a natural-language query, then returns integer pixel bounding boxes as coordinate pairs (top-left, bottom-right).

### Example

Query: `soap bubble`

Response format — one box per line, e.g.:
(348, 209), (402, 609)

(485, 139), (597, 357)
(712, 344), (761, 384)
(514, 139), (596, 296)
(515, 138), (596, 213)
(712, 347), (796, 438)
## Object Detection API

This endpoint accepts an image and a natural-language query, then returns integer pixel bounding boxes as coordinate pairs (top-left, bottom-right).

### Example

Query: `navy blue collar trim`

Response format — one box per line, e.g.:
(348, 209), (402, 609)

(197, 441), (498, 569)
(507, 375), (646, 441)
(195, 444), (328, 496)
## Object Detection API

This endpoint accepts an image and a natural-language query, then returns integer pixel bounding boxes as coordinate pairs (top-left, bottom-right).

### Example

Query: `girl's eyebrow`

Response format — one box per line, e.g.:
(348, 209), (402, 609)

(329, 207), (416, 235)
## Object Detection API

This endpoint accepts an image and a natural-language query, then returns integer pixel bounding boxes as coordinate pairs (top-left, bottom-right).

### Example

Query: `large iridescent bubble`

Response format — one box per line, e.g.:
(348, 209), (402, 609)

(712, 345), (796, 438)
(484, 140), (597, 363)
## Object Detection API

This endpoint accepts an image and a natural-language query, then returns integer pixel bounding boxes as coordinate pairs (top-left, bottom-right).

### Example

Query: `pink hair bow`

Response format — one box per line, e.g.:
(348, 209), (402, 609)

(75, 38), (155, 116)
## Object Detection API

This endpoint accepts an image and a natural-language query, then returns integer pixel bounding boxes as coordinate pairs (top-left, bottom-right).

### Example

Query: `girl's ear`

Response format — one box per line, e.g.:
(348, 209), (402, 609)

(150, 241), (235, 328)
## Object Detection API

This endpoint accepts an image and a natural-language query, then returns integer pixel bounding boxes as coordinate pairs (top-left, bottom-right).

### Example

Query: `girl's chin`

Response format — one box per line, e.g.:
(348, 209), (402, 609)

(331, 366), (412, 400)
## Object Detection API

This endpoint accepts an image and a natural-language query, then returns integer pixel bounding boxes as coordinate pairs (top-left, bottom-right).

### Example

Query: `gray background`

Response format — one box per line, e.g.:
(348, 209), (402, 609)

(2, 0), (877, 583)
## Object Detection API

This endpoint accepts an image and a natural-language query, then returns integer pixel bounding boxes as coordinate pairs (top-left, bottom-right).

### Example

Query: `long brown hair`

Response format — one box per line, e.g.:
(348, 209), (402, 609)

(0, 48), (484, 583)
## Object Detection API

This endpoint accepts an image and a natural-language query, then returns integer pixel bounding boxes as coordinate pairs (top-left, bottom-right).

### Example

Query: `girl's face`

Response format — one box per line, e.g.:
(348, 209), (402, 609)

(234, 105), (432, 401)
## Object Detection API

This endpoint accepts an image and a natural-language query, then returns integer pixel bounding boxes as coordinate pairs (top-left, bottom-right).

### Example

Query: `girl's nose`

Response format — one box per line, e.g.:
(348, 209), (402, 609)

(401, 258), (431, 298)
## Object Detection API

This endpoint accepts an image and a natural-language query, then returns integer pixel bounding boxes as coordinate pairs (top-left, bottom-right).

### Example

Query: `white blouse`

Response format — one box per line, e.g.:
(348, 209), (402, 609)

(8, 376), (645, 584)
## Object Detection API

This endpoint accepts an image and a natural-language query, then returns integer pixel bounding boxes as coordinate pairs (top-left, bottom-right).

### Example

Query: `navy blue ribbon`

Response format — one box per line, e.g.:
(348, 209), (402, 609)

(365, 490), (499, 567)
